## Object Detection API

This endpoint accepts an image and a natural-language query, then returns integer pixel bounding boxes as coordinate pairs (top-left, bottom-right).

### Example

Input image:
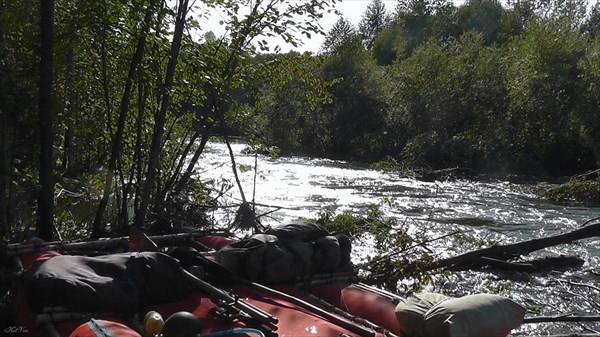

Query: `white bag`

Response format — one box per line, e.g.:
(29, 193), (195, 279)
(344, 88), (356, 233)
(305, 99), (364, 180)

(395, 292), (451, 337)
(424, 294), (526, 337)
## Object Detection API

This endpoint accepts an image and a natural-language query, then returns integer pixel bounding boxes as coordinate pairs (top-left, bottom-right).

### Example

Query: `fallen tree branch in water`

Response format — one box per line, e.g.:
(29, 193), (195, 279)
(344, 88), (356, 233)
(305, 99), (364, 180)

(562, 280), (600, 293)
(448, 255), (585, 272)
(410, 218), (600, 273)
(524, 314), (600, 323)
(549, 330), (600, 337)
(357, 230), (463, 270)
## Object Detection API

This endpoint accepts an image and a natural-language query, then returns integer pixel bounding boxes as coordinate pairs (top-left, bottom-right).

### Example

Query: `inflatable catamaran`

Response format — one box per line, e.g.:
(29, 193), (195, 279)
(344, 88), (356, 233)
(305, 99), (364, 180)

(3, 221), (526, 337)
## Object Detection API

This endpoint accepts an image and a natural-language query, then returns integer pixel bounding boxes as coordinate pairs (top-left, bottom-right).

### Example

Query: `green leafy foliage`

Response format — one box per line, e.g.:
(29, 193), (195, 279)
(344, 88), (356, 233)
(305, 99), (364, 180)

(372, 21), (406, 65)
(319, 38), (391, 161)
(505, 18), (591, 174)
(456, 0), (504, 45)
(370, 156), (403, 172)
(315, 204), (400, 250)
(539, 170), (600, 205)
(313, 204), (444, 291)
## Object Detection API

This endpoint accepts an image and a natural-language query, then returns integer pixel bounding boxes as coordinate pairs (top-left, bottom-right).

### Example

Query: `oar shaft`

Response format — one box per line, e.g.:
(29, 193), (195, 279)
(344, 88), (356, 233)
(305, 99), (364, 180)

(246, 281), (375, 337)
(181, 268), (278, 325)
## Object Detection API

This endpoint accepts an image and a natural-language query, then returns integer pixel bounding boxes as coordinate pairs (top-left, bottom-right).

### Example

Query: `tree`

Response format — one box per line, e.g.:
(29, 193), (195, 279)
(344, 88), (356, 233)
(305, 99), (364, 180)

(321, 18), (358, 53)
(533, 0), (588, 30)
(358, 0), (391, 49)
(582, 3), (600, 39)
(251, 53), (337, 157)
(204, 31), (217, 42)
(37, 0), (55, 241)
(501, 0), (536, 39)
(371, 21), (405, 65)
(0, 0), (44, 241)
(457, 0), (504, 45)
(0, 2), (8, 242)
(504, 19), (589, 174)
(93, 0), (158, 237)
(0, 0), (342, 240)
(135, 0), (190, 230)
(370, 0), (457, 65)
(386, 29), (511, 170)
(396, 0), (434, 52)
(393, 0), (456, 56)
(575, 34), (600, 166)
(319, 39), (390, 161)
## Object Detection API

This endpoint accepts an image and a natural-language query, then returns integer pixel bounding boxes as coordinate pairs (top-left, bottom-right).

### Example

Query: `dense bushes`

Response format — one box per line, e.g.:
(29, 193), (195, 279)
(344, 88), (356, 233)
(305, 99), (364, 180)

(250, 0), (600, 177)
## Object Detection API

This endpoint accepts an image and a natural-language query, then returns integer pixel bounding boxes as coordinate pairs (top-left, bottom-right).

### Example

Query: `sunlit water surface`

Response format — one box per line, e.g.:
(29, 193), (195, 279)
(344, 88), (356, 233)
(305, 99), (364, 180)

(198, 142), (600, 335)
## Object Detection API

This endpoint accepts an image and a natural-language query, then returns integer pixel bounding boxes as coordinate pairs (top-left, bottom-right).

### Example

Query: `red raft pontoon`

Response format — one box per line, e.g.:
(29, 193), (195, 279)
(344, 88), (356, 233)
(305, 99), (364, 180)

(4, 225), (405, 337)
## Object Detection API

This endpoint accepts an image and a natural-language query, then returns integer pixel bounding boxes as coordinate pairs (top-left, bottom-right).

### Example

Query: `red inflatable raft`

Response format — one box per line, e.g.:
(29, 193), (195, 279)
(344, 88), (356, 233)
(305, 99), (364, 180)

(5, 232), (406, 337)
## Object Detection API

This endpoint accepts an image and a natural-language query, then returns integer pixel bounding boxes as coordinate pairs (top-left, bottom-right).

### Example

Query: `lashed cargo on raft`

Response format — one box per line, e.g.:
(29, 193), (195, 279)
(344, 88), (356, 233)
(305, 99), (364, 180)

(3, 221), (526, 337)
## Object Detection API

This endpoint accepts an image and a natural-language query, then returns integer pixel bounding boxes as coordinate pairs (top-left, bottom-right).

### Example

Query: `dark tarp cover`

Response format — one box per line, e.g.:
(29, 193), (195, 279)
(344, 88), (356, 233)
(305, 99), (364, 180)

(217, 221), (352, 283)
(265, 221), (330, 243)
(25, 252), (193, 312)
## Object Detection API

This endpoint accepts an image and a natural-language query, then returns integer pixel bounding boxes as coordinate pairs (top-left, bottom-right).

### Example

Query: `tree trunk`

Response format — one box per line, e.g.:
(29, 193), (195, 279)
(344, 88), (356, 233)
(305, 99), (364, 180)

(60, 0), (81, 175)
(135, 0), (189, 230)
(169, 86), (216, 198)
(133, 81), (148, 220)
(406, 218), (600, 274)
(100, 20), (112, 139)
(37, 0), (55, 242)
(92, 0), (156, 237)
(157, 128), (196, 202)
(119, 76), (148, 228)
(61, 46), (76, 175)
(0, 21), (8, 241)
(224, 132), (246, 203)
(171, 128), (211, 197)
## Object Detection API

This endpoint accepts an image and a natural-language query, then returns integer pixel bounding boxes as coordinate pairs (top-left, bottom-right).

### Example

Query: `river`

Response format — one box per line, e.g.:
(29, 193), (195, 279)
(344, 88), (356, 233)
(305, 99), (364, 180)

(198, 141), (600, 335)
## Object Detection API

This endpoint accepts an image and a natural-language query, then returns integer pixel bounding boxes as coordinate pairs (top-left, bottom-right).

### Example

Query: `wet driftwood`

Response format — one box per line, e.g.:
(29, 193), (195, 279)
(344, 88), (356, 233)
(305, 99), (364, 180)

(410, 217), (600, 273)
(449, 255), (585, 272)
(523, 315), (600, 324)
(418, 167), (474, 182)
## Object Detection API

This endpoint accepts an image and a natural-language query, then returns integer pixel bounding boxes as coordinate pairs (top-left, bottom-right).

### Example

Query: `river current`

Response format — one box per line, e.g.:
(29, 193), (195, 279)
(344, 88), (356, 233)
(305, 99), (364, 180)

(198, 141), (600, 335)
